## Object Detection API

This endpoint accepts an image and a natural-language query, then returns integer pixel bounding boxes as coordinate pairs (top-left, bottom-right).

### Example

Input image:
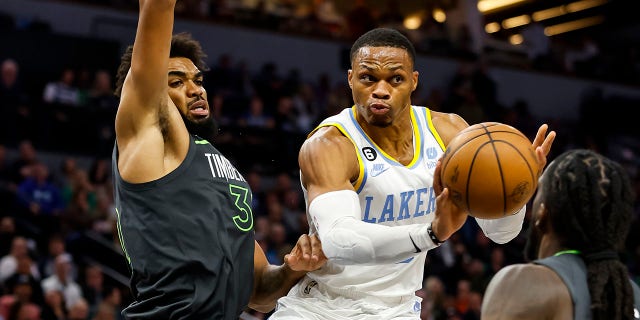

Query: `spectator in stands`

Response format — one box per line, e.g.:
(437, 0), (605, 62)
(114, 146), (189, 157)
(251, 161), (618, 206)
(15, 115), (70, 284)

(290, 83), (319, 134)
(53, 157), (78, 194)
(42, 67), (80, 147)
(237, 95), (275, 129)
(37, 234), (76, 281)
(3, 255), (44, 306)
(246, 169), (268, 217)
(88, 159), (110, 189)
(8, 141), (38, 188)
(89, 192), (117, 243)
(92, 285), (122, 320)
(61, 170), (97, 236)
(15, 163), (63, 237)
(66, 297), (89, 320)
(41, 253), (83, 311)
(0, 59), (32, 146)
(418, 276), (447, 320)
(87, 70), (118, 110)
(0, 146), (16, 216)
(40, 289), (66, 320)
(0, 237), (38, 285)
(0, 217), (17, 257)
(252, 62), (285, 114)
(80, 264), (104, 317)
(42, 68), (79, 107)
(4, 300), (41, 320)
(281, 188), (305, 243)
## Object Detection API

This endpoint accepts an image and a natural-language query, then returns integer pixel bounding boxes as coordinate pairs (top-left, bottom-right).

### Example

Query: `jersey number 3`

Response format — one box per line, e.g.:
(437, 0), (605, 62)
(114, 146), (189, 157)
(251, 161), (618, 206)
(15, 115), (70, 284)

(229, 184), (254, 232)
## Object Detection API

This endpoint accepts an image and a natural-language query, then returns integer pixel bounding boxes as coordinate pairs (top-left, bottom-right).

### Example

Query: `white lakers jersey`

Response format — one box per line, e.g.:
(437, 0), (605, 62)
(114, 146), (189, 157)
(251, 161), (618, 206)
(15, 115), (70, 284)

(302, 105), (446, 299)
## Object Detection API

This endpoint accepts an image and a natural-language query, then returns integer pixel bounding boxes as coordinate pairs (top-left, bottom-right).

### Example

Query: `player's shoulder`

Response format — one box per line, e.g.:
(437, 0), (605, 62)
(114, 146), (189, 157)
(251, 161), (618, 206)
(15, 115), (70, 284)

(493, 263), (556, 281)
(300, 126), (355, 161)
(484, 263), (571, 320)
(429, 111), (469, 145)
(489, 262), (570, 302)
(305, 126), (350, 147)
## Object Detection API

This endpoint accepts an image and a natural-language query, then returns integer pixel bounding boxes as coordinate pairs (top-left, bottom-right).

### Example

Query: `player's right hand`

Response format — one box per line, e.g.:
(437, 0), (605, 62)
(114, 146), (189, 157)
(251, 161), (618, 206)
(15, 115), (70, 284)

(431, 160), (468, 242)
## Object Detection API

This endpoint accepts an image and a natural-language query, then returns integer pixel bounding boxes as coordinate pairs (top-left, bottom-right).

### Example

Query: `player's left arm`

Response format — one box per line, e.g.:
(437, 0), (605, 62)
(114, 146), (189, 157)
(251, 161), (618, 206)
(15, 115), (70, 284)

(249, 236), (326, 313)
(474, 124), (556, 243)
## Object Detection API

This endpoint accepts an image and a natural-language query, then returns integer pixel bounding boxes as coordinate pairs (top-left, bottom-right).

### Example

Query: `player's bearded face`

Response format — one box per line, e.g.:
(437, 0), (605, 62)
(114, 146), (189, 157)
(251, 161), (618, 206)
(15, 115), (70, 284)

(180, 107), (218, 142)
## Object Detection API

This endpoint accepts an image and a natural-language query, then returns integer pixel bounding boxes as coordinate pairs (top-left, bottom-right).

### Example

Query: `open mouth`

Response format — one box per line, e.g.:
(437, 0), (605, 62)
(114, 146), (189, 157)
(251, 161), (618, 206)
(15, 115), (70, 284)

(189, 100), (209, 117)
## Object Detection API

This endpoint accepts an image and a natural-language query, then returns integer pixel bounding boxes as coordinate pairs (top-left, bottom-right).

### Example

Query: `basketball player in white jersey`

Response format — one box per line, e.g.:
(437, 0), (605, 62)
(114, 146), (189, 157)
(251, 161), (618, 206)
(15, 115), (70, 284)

(268, 28), (556, 319)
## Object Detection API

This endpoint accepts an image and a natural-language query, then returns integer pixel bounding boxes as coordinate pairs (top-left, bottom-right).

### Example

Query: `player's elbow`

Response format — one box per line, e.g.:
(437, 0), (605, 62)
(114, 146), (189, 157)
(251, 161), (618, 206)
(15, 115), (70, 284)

(319, 227), (374, 265)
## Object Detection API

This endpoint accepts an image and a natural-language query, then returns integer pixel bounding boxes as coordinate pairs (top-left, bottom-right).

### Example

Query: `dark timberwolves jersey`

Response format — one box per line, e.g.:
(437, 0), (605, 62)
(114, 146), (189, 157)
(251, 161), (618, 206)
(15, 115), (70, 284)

(112, 135), (255, 319)
(535, 253), (640, 320)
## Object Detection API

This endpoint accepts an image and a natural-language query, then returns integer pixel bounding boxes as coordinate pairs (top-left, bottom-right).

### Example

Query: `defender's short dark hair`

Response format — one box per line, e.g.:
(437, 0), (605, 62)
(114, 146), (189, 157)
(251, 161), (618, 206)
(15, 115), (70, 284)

(349, 28), (416, 67)
(114, 32), (209, 97)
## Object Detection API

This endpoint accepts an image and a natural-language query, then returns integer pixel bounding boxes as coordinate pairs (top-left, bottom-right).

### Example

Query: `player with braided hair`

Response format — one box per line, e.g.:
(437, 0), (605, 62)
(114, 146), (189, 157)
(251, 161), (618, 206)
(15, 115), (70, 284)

(482, 149), (640, 320)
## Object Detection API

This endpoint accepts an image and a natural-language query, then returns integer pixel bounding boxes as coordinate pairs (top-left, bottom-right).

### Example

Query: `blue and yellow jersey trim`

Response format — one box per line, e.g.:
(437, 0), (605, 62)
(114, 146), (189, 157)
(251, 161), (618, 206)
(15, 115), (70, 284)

(425, 108), (446, 152)
(308, 120), (366, 192)
(350, 106), (424, 168)
(306, 106), (445, 193)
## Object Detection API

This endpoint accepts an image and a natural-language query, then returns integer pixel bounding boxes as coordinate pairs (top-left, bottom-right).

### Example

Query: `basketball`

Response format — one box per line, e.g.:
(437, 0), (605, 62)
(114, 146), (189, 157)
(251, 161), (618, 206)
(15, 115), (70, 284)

(440, 122), (538, 219)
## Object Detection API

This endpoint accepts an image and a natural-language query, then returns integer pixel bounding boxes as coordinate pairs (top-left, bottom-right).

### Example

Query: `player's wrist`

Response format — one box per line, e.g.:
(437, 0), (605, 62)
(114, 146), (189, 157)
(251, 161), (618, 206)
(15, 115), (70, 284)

(428, 222), (446, 245)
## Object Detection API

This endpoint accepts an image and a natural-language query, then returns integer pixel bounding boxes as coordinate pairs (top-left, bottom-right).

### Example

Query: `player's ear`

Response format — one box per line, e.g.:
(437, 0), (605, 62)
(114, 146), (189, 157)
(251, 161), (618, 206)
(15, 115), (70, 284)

(348, 69), (353, 89)
(412, 71), (419, 91)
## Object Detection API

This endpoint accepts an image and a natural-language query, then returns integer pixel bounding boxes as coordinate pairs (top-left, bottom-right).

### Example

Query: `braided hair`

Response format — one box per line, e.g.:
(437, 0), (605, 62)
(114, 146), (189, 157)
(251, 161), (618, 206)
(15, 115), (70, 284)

(541, 149), (635, 319)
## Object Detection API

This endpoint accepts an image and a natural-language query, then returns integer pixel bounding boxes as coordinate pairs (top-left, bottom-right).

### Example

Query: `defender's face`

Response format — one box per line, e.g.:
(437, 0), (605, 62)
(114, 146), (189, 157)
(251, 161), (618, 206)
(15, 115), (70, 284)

(348, 46), (418, 127)
(167, 57), (209, 125)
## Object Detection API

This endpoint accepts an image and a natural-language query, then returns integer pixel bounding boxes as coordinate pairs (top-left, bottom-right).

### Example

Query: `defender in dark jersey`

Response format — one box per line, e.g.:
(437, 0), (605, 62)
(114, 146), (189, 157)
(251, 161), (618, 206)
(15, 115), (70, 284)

(112, 1), (326, 318)
(482, 149), (640, 320)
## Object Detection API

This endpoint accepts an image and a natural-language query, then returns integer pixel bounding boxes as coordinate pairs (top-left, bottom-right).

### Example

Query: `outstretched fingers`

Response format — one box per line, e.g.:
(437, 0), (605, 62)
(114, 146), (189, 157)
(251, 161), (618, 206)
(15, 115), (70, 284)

(532, 124), (556, 175)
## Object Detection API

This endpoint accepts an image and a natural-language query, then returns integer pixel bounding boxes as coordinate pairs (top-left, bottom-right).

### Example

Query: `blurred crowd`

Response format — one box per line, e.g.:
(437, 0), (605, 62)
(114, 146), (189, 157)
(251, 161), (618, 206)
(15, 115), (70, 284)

(29, 0), (640, 86)
(1, 1), (640, 319)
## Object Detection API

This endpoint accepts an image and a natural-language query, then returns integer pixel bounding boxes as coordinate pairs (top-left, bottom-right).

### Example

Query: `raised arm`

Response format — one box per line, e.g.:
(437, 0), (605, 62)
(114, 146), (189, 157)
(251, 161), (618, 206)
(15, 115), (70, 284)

(115, 0), (181, 182)
(299, 127), (441, 265)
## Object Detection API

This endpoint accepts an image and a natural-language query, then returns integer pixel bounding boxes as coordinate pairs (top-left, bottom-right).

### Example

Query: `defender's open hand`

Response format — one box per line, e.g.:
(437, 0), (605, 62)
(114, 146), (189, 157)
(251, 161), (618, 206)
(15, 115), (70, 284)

(284, 234), (327, 272)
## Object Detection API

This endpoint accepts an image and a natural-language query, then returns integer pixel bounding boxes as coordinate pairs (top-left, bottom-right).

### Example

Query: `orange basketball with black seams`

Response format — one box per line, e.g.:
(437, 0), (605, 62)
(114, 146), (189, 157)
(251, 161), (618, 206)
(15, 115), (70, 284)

(440, 122), (538, 219)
